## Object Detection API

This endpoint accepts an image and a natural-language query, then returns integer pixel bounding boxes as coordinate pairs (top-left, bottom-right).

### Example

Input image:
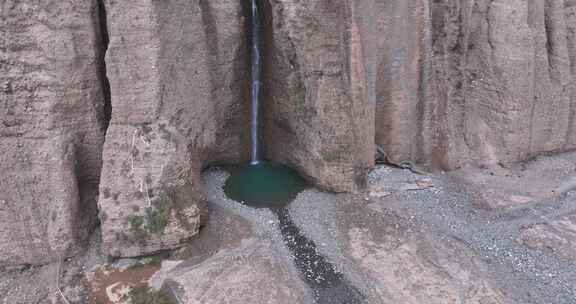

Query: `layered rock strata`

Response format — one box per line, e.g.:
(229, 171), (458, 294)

(97, 0), (248, 257)
(4, 0), (576, 263)
(1, 1), (107, 265)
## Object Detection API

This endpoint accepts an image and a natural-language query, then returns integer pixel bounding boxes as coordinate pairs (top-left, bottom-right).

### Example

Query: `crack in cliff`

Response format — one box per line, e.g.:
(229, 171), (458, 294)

(544, 0), (560, 84)
(94, 0), (111, 234)
(97, 0), (112, 133)
(527, 0), (538, 154)
(564, 1), (576, 147)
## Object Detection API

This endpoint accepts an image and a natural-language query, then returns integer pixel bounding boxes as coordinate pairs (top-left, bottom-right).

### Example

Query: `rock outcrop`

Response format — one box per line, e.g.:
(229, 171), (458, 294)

(1, 1), (107, 265)
(518, 213), (576, 263)
(373, 0), (576, 169)
(263, 0), (576, 174)
(97, 0), (248, 257)
(158, 239), (312, 304)
(261, 0), (375, 192)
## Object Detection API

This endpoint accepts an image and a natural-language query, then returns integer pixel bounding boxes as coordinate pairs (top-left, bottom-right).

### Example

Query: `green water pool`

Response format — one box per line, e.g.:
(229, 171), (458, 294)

(224, 161), (307, 209)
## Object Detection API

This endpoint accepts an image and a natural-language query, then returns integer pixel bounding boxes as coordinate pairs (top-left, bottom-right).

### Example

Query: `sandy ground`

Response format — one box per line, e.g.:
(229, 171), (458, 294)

(3, 151), (576, 304)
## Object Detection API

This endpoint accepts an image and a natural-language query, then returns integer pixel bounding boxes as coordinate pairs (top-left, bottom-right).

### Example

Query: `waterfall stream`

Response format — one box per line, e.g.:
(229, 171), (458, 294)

(222, 3), (365, 302)
(250, 0), (261, 164)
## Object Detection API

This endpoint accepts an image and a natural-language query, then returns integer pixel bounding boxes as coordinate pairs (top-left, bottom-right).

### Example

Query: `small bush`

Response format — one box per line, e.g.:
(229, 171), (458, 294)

(125, 286), (173, 304)
(146, 192), (171, 234)
(127, 191), (172, 239)
(127, 254), (166, 271)
(128, 215), (147, 240)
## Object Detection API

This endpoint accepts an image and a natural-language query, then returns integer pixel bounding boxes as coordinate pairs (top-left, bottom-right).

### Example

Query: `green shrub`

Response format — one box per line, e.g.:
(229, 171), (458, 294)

(146, 192), (171, 234)
(127, 253), (166, 271)
(127, 191), (172, 239)
(128, 215), (146, 240)
(125, 286), (173, 304)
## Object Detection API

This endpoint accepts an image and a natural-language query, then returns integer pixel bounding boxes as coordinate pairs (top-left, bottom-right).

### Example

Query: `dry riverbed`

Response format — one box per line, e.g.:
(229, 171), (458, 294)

(2, 152), (576, 303)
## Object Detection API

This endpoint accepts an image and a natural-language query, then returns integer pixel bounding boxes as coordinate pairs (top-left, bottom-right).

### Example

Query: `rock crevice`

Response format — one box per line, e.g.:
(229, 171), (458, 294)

(97, 0), (112, 132)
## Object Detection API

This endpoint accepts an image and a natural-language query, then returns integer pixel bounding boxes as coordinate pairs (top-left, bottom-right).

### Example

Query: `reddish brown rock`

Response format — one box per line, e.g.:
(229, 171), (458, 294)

(262, 0), (576, 173)
(260, 0), (576, 187)
(348, 227), (508, 304)
(261, 0), (375, 192)
(155, 239), (312, 304)
(374, 0), (576, 170)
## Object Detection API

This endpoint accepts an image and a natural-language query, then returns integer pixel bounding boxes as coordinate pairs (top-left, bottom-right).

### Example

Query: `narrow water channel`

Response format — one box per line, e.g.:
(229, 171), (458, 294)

(276, 208), (365, 304)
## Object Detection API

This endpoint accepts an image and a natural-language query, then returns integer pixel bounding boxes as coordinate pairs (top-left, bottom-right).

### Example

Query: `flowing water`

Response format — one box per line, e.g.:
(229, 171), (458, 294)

(225, 0), (307, 208)
(222, 2), (365, 302)
(250, 0), (261, 164)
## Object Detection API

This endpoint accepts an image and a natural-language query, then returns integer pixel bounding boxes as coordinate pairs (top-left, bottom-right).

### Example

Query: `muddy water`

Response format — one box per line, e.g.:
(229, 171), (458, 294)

(86, 263), (160, 304)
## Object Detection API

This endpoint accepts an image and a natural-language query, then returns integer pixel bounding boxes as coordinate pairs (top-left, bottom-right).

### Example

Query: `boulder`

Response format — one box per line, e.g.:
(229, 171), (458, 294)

(518, 212), (576, 263)
(156, 239), (312, 304)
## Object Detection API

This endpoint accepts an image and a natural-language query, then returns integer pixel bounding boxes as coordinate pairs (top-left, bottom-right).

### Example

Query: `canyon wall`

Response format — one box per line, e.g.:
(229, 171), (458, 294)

(1, 1), (106, 265)
(264, 0), (576, 172)
(261, 0), (375, 192)
(374, 0), (576, 169)
(98, 0), (248, 257)
(3, 0), (576, 264)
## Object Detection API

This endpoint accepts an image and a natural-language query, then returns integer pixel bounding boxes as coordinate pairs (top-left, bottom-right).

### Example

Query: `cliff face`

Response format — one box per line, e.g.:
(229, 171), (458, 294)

(1, 1), (106, 265)
(375, 0), (576, 169)
(261, 0), (375, 192)
(264, 0), (576, 173)
(98, 0), (248, 257)
(3, 0), (576, 264)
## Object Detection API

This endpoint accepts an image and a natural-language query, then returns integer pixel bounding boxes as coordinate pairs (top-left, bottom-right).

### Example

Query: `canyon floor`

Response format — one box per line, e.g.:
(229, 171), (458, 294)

(3, 152), (576, 304)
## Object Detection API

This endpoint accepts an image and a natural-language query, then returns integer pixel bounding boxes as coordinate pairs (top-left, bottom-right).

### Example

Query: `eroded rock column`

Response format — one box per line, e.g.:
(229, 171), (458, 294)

(98, 0), (248, 257)
(261, 0), (375, 192)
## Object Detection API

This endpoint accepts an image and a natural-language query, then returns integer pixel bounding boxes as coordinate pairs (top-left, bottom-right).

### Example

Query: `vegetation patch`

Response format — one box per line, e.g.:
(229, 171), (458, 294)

(127, 253), (168, 271)
(128, 191), (173, 239)
(128, 215), (147, 240)
(146, 192), (171, 234)
(125, 286), (173, 304)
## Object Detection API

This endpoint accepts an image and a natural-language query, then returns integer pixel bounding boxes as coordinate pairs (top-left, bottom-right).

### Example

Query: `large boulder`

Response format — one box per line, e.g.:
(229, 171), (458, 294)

(157, 239), (312, 304)
(0, 0), (106, 265)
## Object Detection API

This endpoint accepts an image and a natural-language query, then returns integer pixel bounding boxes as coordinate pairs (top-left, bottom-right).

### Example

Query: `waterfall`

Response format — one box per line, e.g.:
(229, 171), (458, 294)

(250, 0), (261, 165)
